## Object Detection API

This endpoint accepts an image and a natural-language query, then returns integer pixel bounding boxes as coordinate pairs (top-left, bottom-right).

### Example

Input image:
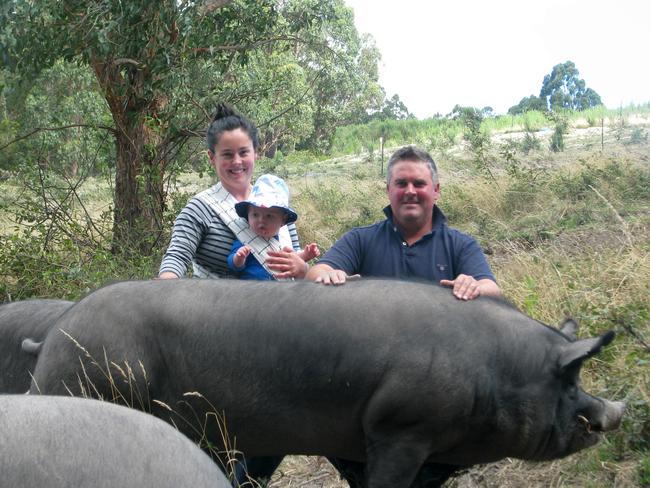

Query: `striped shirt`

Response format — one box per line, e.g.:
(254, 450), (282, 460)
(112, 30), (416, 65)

(159, 184), (300, 278)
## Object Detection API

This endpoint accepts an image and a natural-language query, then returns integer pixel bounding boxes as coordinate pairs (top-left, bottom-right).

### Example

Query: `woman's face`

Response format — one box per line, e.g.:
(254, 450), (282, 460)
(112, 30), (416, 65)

(209, 128), (256, 195)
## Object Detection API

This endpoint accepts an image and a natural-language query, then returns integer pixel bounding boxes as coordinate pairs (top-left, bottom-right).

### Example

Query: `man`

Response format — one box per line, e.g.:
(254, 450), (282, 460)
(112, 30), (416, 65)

(306, 145), (500, 300)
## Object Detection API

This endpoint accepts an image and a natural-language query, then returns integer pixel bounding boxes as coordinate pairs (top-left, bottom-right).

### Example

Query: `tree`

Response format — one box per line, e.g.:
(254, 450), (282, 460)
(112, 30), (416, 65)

(368, 94), (412, 122)
(450, 105), (494, 179)
(539, 61), (602, 111)
(1, 0), (378, 252)
(299, 26), (384, 151)
(507, 95), (547, 115)
(1, 60), (112, 176)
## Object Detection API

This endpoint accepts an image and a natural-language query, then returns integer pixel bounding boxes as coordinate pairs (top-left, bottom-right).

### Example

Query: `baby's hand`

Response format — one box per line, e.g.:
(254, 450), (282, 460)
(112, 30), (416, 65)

(301, 243), (321, 262)
(233, 245), (252, 268)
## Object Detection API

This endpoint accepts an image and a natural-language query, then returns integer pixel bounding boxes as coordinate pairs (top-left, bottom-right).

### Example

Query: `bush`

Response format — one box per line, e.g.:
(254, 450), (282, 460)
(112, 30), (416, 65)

(549, 114), (569, 152)
(628, 126), (648, 144)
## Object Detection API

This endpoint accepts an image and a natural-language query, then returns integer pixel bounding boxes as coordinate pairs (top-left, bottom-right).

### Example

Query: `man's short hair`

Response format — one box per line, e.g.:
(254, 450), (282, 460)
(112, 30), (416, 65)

(386, 146), (439, 184)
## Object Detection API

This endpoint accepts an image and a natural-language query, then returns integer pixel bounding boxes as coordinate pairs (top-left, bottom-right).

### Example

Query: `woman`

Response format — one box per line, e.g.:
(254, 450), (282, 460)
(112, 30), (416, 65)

(158, 103), (308, 280)
(158, 103), (298, 484)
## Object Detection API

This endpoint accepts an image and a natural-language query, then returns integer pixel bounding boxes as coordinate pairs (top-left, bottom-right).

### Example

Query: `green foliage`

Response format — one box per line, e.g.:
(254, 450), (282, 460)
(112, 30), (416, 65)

(508, 94), (547, 115)
(521, 131), (542, 154)
(330, 117), (460, 156)
(367, 93), (412, 122)
(509, 61), (603, 115)
(640, 454), (650, 486)
(521, 276), (540, 316)
(0, 0), (384, 250)
(629, 126), (648, 144)
(2, 60), (113, 175)
(548, 111), (569, 152)
(0, 231), (160, 300)
(291, 2), (385, 152)
(0, 117), (20, 171)
(452, 105), (494, 178)
(540, 61), (602, 111)
(552, 160), (650, 207)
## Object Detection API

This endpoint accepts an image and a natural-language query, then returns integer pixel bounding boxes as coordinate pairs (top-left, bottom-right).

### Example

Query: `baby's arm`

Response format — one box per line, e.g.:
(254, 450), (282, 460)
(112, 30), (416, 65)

(232, 245), (252, 269)
(297, 242), (320, 262)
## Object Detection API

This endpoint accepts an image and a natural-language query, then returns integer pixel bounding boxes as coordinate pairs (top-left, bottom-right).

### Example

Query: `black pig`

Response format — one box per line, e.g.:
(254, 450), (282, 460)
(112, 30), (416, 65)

(30, 279), (624, 488)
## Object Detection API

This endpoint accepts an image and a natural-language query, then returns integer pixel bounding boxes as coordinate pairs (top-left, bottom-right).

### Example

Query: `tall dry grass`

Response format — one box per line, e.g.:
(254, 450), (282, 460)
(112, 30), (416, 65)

(3, 114), (648, 487)
(279, 124), (650, 487)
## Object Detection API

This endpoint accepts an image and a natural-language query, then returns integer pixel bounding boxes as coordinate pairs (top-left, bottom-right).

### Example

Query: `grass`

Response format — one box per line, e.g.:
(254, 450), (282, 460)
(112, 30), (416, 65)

(35, 332), (262, 487)
(288, 121), (650, 487)
(2, 111), (649, 487)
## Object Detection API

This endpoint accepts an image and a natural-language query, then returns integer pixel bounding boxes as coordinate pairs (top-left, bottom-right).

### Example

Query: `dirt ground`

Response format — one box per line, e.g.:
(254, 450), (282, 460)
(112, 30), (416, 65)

(265, 454), (641, 488)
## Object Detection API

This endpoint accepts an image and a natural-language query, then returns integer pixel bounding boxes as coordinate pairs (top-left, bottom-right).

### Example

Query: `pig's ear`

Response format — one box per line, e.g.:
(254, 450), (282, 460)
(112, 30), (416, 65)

(559, 318), (579, 341)
(558, 331), (615, 371)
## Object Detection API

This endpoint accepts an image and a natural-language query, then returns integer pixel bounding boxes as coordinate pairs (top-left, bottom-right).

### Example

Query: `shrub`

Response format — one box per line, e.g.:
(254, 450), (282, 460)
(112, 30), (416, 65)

(628, 126), (648, 144)
(549, 114), (569, 152)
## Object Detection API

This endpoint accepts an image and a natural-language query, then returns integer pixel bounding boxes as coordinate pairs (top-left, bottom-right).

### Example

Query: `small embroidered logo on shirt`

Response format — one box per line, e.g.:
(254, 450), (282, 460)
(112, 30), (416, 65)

(436, 264), (447, 272)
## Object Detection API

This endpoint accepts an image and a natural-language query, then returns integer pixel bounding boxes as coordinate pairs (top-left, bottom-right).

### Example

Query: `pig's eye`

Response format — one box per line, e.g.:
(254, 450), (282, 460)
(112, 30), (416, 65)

(566, 383), (579, 400)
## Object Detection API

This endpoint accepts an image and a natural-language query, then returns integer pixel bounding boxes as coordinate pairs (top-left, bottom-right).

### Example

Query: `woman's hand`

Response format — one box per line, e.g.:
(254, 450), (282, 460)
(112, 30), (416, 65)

(157, 271), (179, 280)
(266, 247), (309, 279)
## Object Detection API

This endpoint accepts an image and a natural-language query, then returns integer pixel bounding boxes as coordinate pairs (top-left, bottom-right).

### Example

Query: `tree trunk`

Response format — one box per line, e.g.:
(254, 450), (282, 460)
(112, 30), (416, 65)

(93, 59), (167, 256)
(111, 113), (166, 255)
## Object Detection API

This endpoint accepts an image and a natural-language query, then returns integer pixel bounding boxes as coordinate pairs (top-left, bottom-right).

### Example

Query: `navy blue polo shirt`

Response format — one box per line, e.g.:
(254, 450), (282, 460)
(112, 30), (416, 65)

(317, 206), (495, 283)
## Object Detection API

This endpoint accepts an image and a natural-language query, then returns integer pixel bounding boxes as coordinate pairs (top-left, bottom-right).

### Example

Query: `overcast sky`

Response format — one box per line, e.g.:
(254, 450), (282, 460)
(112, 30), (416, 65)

(345, 0), (650, 119)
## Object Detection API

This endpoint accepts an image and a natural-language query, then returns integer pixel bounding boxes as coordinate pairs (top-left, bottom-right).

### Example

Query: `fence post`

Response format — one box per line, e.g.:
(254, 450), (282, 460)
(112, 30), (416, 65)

(380, 136), (384, 175)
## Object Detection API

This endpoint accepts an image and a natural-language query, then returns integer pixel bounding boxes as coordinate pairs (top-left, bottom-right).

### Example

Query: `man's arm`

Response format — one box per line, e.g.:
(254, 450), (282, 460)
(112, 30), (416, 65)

(305, 228), (363, 285)
(477, 278), (501, 297)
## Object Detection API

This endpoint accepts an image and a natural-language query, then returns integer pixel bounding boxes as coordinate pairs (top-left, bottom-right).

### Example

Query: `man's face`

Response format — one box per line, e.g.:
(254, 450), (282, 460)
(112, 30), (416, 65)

(387, 160), (440, 228)
(248, 206), (287, 240)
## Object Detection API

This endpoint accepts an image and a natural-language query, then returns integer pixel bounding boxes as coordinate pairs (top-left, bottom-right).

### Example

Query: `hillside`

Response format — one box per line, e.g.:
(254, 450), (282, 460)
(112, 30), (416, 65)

(0, 114), (648, 487)
(263, 116), (650, 488)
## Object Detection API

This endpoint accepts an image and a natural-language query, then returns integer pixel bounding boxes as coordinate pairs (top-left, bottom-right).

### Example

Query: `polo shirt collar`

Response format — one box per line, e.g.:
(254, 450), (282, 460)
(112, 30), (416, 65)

(383, 205), (448, 231)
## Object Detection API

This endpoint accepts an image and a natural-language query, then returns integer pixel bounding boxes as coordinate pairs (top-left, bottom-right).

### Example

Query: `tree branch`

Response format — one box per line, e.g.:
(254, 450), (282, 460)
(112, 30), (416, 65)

(0, 124), (117, 152)
(113, 58), (141, 67)
(258, 70), (324, 129)
(200, 0), (233, 15)
(192, 35), (317, 55)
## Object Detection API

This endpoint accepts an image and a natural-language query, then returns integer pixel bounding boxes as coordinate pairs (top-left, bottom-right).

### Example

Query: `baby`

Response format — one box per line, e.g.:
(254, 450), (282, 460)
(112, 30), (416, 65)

(228, 174), (319, 280)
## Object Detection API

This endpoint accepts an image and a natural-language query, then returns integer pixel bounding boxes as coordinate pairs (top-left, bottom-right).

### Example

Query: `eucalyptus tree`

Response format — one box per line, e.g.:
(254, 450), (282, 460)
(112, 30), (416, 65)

(303, 30), (384, 151)
(508, 61), (602, 115)
(540, 61), (602, 111)
(1, 0), (380, 253)
(507, 94), (546, 115)
(224, 51), (316, 158)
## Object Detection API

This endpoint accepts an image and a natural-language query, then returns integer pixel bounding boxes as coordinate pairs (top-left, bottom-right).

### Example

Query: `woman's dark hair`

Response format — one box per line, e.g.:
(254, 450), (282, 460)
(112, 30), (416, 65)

(206, 103), (259, 152)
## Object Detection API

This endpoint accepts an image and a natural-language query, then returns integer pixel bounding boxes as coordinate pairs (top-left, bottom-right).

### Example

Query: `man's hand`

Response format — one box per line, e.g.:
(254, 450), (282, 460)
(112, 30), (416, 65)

(315, 269), (350, 285)
(305, 263), (360, 285)
(233, 245), (252, 268)
(440, 275), (501, 301)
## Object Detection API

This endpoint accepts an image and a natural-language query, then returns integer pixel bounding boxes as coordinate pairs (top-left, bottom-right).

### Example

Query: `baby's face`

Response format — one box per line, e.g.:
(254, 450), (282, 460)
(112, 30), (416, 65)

(248, 206), (287, 239)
